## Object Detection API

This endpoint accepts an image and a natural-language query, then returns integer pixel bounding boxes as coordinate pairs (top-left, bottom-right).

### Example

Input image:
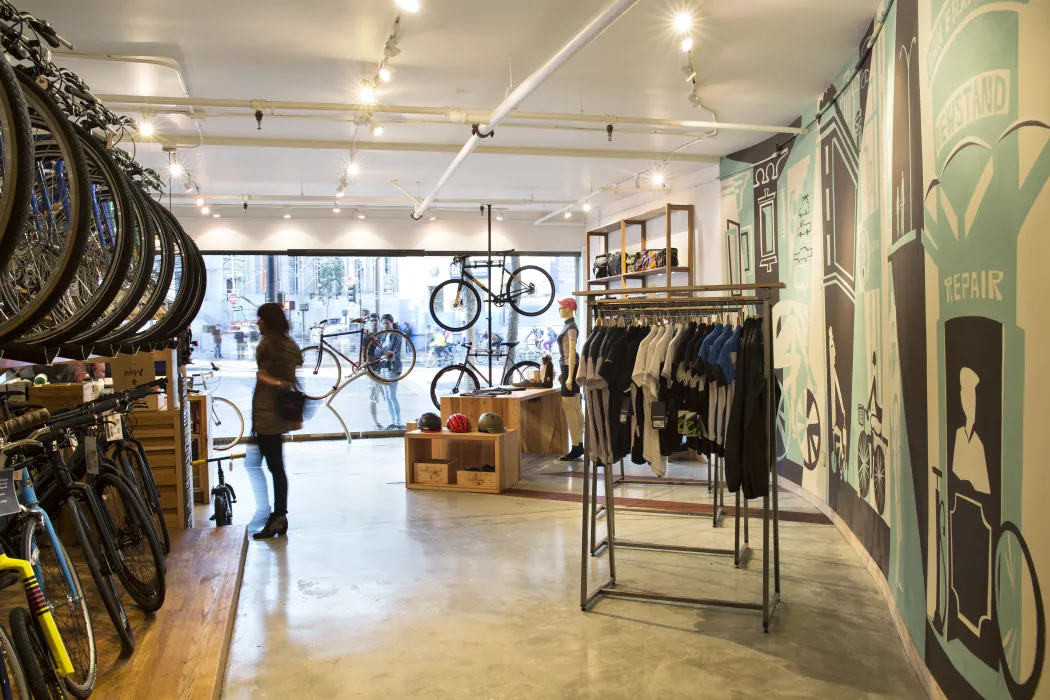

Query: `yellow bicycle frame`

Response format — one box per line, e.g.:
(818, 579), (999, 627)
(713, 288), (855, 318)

(0, 553), (74, 677)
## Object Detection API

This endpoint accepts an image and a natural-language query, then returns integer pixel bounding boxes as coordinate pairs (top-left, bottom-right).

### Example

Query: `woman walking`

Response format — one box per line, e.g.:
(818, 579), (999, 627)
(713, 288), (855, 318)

(379, 313), (405, 429)
(252, 302), (304, 540)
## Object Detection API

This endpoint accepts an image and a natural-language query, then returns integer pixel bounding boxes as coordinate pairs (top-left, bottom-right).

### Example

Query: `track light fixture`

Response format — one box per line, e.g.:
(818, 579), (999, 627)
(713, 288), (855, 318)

(360, 81), (376, 104)
(137, 121), (154, 137)
(582, 203), (592, 213)
(333, 204), (341, 213)
(212, 212), (221, 218)
(169, 161), (185, 178)
(429, 215), (437, 221)
(283, 207), (292, 219)
(201, 206), (210, 215)
(379, 65), (392, 83)
(384, 38), (401, 59)
(650, 170), (665, 187)
(356, 209), (366, 219)
(195, 197), (205, 207)
(564, 211), (572, 219)
(370, 123), (385, 138)
(496, 211), (504, 221)
(673, 11), (692, 34)
(395, 0), (420, 12)
(681, 36), (693, 52)
(347, 158), (360, 177)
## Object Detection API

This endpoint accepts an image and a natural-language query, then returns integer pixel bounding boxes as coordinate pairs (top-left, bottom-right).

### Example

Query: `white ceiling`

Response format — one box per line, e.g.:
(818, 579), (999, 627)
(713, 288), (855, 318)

(21, 0), (877, 216)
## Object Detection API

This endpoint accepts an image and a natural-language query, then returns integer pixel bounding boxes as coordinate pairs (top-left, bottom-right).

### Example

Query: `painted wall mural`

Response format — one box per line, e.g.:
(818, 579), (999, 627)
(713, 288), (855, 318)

(720, 0), (1050, 697)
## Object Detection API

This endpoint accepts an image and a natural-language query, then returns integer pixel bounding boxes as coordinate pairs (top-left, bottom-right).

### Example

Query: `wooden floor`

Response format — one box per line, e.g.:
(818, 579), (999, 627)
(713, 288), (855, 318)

(92, 526), (248, 699)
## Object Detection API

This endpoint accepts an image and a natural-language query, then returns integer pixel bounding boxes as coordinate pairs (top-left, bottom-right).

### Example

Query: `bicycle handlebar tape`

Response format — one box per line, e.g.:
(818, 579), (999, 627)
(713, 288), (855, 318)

(0, 408), (51, 440)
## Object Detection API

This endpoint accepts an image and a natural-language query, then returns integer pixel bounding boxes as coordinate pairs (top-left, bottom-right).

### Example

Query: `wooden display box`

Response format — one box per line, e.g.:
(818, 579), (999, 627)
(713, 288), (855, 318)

(27, 382), (103, 413)
(414, 459), (457, 485)
(405, 429), (519, 494)
(440, 387), (567, 454)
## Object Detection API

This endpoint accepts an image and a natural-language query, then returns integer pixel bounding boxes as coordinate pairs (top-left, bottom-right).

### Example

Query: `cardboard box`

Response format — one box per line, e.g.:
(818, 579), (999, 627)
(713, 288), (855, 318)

(457, 469), (497, 489)
(27, 382), (102, 413)
(414, 460), (457, 485)
(110, 351), (163, 409)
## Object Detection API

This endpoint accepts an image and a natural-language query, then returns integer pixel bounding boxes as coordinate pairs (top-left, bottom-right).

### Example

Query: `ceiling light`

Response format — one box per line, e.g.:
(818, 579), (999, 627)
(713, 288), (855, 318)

(195, 197), (205, 207)
(651, 170), (665, 187)
(357, 209), (366, 219)
(200, 206), (210, 215)
(283, 208), (292, 219)
(360, 82), (376, 104)
(336, 189), (344, 197)
(212, 212), (221, 218)
(333, 206), (341, 213)
(395, 0), (420, 12)
(564, 211), (572, 219)
(673, 11), (692, 34)
(347, 160), (360, 177)
(681, 36), (693, 52)
(169, 161), (185, 178)
(582, 203), (592, 212)
(429, 215), (436, 221)
(370, 123), (385, 138)
(138, 121), (154, 137)
(496, 212), (503, 221)
(379, 66), (392, 83)
(184, 180), (194, 193)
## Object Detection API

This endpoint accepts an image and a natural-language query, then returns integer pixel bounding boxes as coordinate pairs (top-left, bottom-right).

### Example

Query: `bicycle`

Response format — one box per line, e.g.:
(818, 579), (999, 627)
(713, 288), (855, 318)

(429, 341), (540, 409)
(298, 319), (417, 401)
(190, 453), (246, 527)
(428, 253), (555, 332)
(186, 364), (244, 452)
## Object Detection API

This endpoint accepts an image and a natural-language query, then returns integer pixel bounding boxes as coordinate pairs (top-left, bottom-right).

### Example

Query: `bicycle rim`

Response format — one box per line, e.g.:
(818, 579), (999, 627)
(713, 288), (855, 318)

(506, 265), (554, 317)
(431, 365), (479, 410)
(116, 446), (170, 555)
(0, 57), (33, 275)
(503, 360), (540, 385)
(364, 330), (416, 383)
(123, 201), (188, 345)
(430, 280), (480, 332)
(0, 624), (30, 700)
(296, 346), (341, 400)
(210, 397), (244, 451)
(22, 517), (94, 697)
(96, 472), (165, 611)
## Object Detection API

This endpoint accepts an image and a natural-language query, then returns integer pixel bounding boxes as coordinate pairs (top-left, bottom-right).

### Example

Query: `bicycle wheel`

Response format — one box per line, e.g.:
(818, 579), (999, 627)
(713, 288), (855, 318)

(114, 444), (170, 556)
(994, 522), (1045, 700)
(212, 490), (232, 527)
(503, 360), (540, 386)
(0, 58), (34, 275)
(430, 280), (481, 332)
(21, 518), (94, 697)
(0, 624), (31, 700)
(296, 345), (341, 400)
(506, 265), (554, 317)
(0, 72), (91, 344)
(873, 446), (885, 515)
(364, 331), (416, 383)
(210, 397), (244, 452)
(8, 609), (64, 700)
(66, 498), (133, 655)
(857, 434), (871, 498)
(430, 365), (480, 410)
(94, 471), (166, 612)
(423, 351), (437, 369)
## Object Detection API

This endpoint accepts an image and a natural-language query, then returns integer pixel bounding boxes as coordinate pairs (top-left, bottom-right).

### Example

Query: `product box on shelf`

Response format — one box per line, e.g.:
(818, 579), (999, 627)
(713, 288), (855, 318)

(414, 459), (457, 485)
(456, 469), (497, 490)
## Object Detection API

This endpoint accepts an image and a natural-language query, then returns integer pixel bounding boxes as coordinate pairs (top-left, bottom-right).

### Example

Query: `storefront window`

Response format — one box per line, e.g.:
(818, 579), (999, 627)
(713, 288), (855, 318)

(188, 252), (579, 437)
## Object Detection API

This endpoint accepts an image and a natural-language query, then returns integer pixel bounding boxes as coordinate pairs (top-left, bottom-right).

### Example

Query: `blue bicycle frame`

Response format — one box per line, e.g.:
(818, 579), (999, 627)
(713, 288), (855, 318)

(15, 463), (79, 603)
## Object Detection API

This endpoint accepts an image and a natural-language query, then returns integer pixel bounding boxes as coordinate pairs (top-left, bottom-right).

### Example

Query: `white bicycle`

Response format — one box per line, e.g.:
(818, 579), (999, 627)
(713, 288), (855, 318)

(186, 363), (245, 451)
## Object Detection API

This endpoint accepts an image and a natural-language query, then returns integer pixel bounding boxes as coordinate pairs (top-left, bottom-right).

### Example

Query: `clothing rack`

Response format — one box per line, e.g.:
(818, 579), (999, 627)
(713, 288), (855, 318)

(574, 282), (785, 632)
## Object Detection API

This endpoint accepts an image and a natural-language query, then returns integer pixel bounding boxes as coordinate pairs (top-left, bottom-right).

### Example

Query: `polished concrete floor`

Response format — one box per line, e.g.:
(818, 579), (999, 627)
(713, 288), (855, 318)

(212, 439), (924, 699)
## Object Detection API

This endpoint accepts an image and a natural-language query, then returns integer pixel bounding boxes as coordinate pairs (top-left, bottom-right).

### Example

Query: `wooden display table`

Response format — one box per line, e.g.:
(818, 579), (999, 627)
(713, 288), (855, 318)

(405, 428), (520, 494)
(440, 387), (567, 454)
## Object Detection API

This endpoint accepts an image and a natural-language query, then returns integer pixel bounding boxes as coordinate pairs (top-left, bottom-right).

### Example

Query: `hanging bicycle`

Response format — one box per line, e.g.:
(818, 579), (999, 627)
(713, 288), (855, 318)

(429, 341), (539, 409)
(298, 319), (416, 401)
(429, 253), (555, 333)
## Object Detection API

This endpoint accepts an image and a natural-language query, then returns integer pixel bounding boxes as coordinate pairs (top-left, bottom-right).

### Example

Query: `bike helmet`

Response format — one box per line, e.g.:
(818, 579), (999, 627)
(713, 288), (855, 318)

(477, 412), (505, 434)
(446, 413), (472, 433)
(417, 412), (442, 433)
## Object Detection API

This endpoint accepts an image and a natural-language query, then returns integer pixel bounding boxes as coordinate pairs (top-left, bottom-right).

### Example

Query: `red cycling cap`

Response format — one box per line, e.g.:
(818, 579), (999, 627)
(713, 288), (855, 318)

(557, 298), (578, 311)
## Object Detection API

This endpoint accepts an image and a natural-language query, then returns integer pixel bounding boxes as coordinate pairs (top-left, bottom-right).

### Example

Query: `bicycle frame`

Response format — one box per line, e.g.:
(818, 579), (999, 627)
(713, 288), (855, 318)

(452, 256), (531, 306)
(315, 326), (384, 382)
(15, 465), (78, 611)
(0, 552), (74, 677)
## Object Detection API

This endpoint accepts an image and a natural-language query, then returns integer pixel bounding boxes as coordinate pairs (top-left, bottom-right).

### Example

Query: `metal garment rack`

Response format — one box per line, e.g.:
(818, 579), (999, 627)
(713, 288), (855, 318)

(574, 283), (785, 631)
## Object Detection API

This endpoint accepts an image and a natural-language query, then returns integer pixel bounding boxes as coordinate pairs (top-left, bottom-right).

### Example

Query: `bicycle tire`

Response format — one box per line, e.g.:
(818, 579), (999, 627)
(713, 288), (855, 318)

(123, 201), (189, 345)
(297, 345), (341, 400)
(506, 265), (555, 317)
(430, 365), (480, 410)
(21, 518), (94, 697)
(94, 471), (166, 612)
(135, 204), (203, 343)
(213, 491), (231, 527)
(429, 280), (481, 332)
(210, 397), (244, 452)
(66, 498), (133, 655)
(363, 331), (416, 383)
(0, 72), (91, 345)
(993, 522), (1046, 700)
(20, 125), (132, 345)
(858, 435), (871, 498)
(8, 608), (64, 700)
(503, 360), (541, 386)
(0, 623), (31, 700)
(0, 57), (34, 275)
(114, 444), (170, 556)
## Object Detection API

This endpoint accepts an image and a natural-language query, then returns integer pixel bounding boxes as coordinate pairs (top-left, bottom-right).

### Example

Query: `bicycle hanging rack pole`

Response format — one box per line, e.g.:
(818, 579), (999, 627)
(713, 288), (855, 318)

(486, 204), (494, 386)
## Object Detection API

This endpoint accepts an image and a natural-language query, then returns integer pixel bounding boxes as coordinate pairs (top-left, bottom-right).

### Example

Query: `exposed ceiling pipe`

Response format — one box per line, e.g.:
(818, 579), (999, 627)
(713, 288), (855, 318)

(390, 181), (421, 205)
(99, 93), (805, 135)
(411, 0), (641, 218)
(167, 192), (575, 206)
(145, 133), (719, 163)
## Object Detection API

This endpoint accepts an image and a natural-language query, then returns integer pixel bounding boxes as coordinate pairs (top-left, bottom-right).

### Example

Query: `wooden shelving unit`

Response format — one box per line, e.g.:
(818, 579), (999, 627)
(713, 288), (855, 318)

(585, 203), (695, 295)
(404, 429), (520, 494)
(188, 394), (211, 504)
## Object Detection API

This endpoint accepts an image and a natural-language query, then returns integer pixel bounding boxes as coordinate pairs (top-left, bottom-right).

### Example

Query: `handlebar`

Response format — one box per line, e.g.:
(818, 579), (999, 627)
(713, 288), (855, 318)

(0, 408), (50, 440)
(191, 453), (246, 466)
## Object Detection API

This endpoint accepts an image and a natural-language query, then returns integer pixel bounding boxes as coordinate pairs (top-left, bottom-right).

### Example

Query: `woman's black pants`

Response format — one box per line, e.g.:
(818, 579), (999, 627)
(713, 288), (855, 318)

(256, 434), (288, 516)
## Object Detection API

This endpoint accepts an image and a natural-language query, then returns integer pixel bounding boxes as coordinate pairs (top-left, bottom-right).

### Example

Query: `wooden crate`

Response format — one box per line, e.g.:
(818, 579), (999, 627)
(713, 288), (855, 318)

(440, 387), (568, 454)
(414, 460), (457, 485)
(404, 429), (519, 494)
(130, 408), (189, 529)
(456, 469), (497, 489)
(27, 382), (102, 413)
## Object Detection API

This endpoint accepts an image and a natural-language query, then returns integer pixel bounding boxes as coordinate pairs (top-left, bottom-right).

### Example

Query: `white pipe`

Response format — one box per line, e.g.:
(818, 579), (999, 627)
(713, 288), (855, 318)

(98, 93), (806, 135)
(412, 0), (640, 218)
(390, 181), (421, 205)
(167, 192), (576, 206)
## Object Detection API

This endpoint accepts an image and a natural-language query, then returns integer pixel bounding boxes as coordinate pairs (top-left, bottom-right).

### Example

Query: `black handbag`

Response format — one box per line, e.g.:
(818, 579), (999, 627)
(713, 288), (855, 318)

(276, 385), (306, 422)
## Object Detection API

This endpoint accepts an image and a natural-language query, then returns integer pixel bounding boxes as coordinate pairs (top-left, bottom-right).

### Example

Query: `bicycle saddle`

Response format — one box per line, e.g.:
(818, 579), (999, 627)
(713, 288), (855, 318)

(500, 341), (519, 348)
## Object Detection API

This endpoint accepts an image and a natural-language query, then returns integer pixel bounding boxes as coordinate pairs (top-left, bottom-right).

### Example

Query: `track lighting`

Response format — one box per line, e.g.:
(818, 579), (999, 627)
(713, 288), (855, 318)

(370, 123), (385, 138)
(496, 211), (503, 221)
(336, 189), (344, 198)
(673, 11), (692, 34)
(195, 197), (205, 207)
(582, 203), (592, 213)
(200, 206), (210, 215)
(688, 87), (703, 106)
(283, 208), (292, 219)
(360, 82), (376, 104)
(169, 161), (185, 178)
(429, 215), (436, 221)
(212, 212), (221, 218)
(333, 205), (341, 213)
(681, 36), (693, 52)
(184, 181), (194, 193)
(395, 0), (420, 11)
(384, 39), (401, 59)
(564, 211), (572, 219)
(357, 209), (366, 219)
(347, 159), (360, 177)
(650, 170), (665, 187)
(138, 121), (154, 137)
(379, 65), (392, 83)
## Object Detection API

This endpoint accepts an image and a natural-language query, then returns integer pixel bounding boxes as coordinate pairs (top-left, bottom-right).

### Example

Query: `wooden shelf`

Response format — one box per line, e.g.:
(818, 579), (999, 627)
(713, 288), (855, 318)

(404, 429), (520, 494)
(624, 266), (689, 280)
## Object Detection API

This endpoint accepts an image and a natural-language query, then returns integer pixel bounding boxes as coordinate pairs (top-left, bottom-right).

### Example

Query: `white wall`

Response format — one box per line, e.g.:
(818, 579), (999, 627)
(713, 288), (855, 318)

(179, 214), (585, 254)
(584, 164), (723, 286)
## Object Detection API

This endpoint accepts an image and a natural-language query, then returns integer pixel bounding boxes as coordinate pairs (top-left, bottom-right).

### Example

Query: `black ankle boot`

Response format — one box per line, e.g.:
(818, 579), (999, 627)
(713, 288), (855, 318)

(559, 444), (584, 461)
(252, 514), (288, 540)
